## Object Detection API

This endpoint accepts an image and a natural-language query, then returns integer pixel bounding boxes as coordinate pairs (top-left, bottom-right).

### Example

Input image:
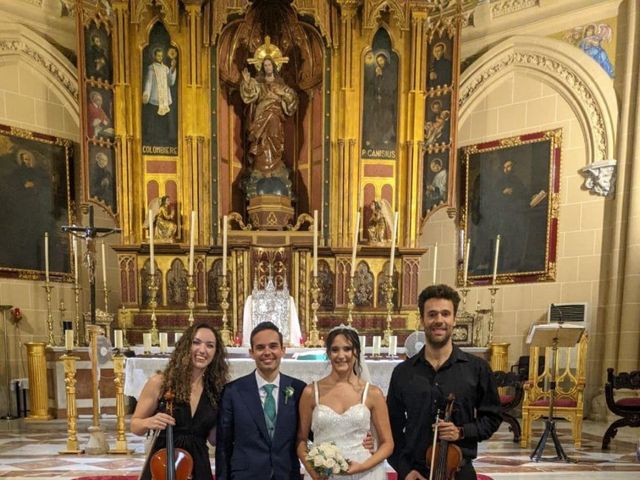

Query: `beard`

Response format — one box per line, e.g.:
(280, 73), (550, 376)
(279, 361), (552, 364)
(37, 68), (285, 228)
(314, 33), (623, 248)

(425, 325), (452, 348)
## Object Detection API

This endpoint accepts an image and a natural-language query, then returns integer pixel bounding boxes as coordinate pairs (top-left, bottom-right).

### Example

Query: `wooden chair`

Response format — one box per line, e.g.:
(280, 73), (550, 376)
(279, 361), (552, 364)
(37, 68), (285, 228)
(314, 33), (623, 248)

(493, 370), (524, 442)
(520, 333), (588, 448)
(601, 368), (640, 449)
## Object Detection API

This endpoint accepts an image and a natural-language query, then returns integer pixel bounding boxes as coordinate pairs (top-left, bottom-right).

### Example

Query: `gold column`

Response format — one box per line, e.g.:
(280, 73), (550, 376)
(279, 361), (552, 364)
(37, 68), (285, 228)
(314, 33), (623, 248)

(59, 353), (82, 454)
(489, 342), (510, 372)
(110, 352), (132, 454)
(25, 342), (52, 421)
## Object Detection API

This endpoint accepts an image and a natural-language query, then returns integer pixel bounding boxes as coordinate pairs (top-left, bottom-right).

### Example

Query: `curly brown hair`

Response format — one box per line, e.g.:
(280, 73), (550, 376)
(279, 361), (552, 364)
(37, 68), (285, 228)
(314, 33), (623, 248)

(161, 323), (229, 409)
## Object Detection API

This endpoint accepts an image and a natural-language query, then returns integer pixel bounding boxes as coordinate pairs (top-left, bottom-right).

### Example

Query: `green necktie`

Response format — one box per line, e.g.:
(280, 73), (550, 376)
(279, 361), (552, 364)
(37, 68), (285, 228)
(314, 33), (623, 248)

(263, 384), (277, 437)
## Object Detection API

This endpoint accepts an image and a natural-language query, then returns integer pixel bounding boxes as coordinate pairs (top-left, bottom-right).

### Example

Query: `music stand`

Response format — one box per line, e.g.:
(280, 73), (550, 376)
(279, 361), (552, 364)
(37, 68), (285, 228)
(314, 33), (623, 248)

(527, 321), (584, 462)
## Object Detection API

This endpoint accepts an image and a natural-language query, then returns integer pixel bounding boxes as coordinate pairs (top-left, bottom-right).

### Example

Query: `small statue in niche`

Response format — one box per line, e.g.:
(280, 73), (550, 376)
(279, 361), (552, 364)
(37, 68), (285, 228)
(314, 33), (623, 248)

(147, 195), (177, 242)
(367, 199), (393, 244)
(240, 37), (298, 200)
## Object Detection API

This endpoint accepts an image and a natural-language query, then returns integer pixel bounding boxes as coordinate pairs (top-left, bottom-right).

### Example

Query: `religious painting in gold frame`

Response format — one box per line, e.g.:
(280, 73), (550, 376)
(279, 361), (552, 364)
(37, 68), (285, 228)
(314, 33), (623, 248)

(0, 124), (73, 280)
(459, 129), (561, 285)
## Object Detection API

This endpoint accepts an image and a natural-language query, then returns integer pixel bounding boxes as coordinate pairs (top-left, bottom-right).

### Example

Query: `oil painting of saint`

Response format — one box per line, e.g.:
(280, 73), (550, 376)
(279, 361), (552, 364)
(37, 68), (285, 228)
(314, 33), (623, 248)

(88, 145), (116, 213)
(427, 36), (453, 90)
(85, 25), (112, 83)
(361, 29), (398, 160)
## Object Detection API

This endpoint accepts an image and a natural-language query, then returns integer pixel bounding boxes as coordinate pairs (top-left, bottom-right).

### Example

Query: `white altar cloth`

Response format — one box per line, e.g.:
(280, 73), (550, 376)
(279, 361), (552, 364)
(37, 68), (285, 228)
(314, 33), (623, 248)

(124, 357), (402, 400)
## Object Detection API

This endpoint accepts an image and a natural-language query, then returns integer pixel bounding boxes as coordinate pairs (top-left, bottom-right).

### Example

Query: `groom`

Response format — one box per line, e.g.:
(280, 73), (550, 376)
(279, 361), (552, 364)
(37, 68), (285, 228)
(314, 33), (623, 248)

(216, 321), (306, 480)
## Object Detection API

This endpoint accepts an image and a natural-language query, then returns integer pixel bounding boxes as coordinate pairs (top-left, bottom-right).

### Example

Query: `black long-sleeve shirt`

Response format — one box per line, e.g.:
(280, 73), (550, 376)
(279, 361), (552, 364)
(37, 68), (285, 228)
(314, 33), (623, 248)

(387, 346), (502, 479)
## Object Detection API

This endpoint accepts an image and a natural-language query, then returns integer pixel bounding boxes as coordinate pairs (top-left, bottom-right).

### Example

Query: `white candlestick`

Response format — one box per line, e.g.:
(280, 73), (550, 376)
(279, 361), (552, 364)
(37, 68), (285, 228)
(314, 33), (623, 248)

(389, 335), (398, 357)
(65, 329), (74, 351)
(463, 238), (470, 286)
(492, 235), (501, 284)
(432, 242), (438, 285)
(101, 242), (107, 288)
(159, 332), (168, 353)
(222, 215), (228, 275)
(148, 209), (155, 275)
(351, 211), (360, 277)
(372, 335), (382, 356)
(388, 211), (399, 277)
(189, 210), (196, 276)
(174, 332), (182, 344)
(72, 236), (78, 283)
(44, 232), (50, 282)
(143, 333), (152, 353)
(313, 210), (318, 276)
(114, 329), (124, 350)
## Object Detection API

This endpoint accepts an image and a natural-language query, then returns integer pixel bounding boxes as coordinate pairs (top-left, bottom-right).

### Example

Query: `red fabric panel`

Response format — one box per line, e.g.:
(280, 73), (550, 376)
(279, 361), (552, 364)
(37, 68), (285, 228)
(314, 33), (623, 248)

(616, 397), (640, 407)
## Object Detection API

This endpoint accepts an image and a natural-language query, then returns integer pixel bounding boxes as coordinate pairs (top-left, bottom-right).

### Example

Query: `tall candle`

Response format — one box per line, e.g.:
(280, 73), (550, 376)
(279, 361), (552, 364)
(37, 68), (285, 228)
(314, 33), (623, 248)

(351, 211), (360, 277)
(359, 335), (367, 353)
(388, 335), (398, 357)
(148, 209), (155, 275)
(143, 333), (152, 353)
(159, 332), (168, 353)
(388, 211), (399, 277)
(114, 329), (124, 350)
(432, 242), (439, 285)
(174, 332), (182, 344)
(492, 234), (501, 284)
(313, 210), (318, 276)
(188, 211), (196, 275)
(372, 336), (382, 356)
(222, 215), (228, 275)
(65, 329), (74, 351)
(101, 242), (107, 288)
(44, 232), (50, 282)
(463, 238), (470, 286)
(72, 236), (78, 283)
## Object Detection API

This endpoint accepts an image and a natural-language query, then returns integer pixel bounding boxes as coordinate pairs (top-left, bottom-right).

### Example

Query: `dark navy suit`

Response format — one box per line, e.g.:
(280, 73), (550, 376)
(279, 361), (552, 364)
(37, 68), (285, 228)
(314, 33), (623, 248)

(215, 372), (306, 480)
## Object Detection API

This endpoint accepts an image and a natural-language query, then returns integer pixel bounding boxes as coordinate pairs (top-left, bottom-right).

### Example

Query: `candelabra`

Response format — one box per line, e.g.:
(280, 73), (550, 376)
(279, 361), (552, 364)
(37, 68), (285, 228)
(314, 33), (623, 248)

(218, 272), (232, 346)
(305, 275), (322, 347)
(346, 276), (356, 326)
(73, 281), (83, 346)
(58, 351), (83, 454)
(102, 285), (110, 314)
(382, 274), (395, 347)
(110, 349), (132, 454)
(187, 274), (196, 326)
(43, 281), (56, 346)
(147, 273), (159, 346)
(487, 286), (499, 345)
(117, 305), (130, 348)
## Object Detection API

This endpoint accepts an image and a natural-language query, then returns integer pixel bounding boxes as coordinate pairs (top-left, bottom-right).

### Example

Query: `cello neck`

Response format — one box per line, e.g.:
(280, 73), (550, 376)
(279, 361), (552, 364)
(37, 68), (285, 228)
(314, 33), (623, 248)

(164, 391), (176, 480)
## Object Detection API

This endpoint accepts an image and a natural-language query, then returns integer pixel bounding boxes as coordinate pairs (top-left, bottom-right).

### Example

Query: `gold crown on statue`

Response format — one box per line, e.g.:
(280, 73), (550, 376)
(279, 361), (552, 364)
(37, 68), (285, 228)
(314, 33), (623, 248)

(247, 36), (289, 72)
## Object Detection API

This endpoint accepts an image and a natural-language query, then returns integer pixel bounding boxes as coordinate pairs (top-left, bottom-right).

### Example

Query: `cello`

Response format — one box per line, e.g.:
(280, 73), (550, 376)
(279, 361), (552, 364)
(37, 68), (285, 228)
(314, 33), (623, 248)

(149, 390), (194, 480)
(425, 393), (463, 480)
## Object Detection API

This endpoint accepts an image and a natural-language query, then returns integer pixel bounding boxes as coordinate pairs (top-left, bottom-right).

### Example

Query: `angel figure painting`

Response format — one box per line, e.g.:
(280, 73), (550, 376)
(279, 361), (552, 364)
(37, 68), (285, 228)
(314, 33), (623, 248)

(563, 22), (615, 78)
(366, 199), (393, 244)
(146, 196), (177, 242)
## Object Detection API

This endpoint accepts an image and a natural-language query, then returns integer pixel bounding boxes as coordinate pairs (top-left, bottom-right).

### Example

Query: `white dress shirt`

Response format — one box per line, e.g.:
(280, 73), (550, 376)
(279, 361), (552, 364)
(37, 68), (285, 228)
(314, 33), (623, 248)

(255, 370), (280, 415)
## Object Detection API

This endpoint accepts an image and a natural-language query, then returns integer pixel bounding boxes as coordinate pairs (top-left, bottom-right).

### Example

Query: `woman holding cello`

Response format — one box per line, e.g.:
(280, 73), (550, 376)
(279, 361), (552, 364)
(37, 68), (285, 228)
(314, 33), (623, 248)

(131, 323), (229, 480)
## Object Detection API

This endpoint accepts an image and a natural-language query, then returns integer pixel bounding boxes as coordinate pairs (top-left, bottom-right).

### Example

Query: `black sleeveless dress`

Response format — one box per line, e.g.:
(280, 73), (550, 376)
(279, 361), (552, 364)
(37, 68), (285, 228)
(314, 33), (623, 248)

(141, 392), (217, 480)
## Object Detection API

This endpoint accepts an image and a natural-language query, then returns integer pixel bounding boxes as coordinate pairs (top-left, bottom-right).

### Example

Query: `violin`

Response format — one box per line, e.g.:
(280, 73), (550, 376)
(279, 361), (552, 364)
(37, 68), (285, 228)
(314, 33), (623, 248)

(425, 393), (463, 480)
(150, 390), (194, 480)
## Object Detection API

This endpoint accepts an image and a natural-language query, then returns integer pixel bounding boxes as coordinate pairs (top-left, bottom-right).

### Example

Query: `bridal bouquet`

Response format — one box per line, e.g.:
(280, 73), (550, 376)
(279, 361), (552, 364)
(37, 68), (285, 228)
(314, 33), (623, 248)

(307, 441), (350, 478)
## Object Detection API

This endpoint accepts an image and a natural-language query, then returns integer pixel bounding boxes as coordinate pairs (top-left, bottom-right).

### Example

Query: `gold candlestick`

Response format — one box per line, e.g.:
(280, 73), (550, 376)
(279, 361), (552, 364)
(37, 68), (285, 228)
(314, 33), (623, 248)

(43, 282), (56, 346)
(110, 350), (132, 454)
(488, 286), (499, 346)
(346, 276), (356, 326)
(382, 274), (395, 346)
(148, 274), (159, 346)
(219, 273), (232, 346)
(305, 275), (322, 347)
(102, 286), (110, 314)
(187, 274), (196, 326)
(58, 352), (83, 454)
(73, 282), (83, 346)
(117, 305), (130, 348)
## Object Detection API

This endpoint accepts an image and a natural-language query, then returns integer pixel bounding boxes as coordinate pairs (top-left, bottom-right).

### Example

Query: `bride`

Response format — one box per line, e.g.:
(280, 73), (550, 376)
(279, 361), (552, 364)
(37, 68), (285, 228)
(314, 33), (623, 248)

(296, 326), (394, 479)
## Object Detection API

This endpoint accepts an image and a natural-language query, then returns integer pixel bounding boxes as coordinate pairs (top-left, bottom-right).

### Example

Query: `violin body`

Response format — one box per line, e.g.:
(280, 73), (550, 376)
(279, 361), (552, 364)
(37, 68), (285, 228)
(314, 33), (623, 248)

(149, 390), (194, 480)
(150, 447), (193, 480)
(426, 393), (463, 480)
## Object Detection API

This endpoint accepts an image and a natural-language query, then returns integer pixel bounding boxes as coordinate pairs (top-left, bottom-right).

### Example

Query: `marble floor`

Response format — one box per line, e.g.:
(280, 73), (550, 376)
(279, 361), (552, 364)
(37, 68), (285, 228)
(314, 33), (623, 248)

(0, 416), (638, 479)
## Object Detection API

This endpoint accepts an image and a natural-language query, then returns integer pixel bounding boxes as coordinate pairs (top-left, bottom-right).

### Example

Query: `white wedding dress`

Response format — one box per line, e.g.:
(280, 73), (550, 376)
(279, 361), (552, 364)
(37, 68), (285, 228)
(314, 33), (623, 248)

(304, 382), (386, 480)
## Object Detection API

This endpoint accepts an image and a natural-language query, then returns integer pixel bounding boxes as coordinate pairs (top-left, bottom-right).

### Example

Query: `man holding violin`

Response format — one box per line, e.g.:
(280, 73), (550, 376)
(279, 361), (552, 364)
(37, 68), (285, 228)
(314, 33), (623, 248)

(387, 284), (502, 480)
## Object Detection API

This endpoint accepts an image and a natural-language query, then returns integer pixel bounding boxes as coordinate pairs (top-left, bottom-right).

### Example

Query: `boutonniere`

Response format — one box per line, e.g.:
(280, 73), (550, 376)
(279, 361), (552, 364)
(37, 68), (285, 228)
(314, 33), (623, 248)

(284, 386), (295, 405)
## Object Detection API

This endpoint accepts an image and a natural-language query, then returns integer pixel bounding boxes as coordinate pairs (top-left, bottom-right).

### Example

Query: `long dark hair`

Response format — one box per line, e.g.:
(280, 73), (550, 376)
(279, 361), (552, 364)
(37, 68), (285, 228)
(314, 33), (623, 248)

(325, 327), (362, 376)
(161, 323), (229, 408)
